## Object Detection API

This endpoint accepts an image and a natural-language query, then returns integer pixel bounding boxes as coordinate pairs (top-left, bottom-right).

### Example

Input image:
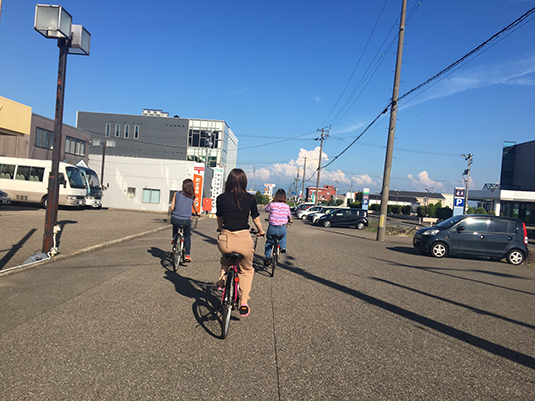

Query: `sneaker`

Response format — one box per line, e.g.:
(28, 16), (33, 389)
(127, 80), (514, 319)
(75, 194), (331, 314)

(280, 248), (287, 254)
(263, 257), (270, 266)
(185, 255), (192, 262)
(171, 239), (175, 244)
(239, 304), (250, 317)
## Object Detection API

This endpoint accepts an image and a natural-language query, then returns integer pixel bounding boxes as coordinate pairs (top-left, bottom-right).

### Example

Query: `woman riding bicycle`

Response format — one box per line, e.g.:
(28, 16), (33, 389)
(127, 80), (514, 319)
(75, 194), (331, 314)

(171, 178), (199, 262)
(264, 189), (293, 265)
(216, 168), (264, 317)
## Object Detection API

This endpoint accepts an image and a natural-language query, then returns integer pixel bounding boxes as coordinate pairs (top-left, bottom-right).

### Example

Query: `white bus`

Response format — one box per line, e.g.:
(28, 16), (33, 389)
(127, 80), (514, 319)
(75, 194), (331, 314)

(0, 156), (86, 207)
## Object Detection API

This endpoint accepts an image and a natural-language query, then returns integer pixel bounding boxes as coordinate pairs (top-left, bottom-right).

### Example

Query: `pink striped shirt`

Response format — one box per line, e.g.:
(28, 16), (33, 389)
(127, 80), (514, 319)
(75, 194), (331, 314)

(265, 202), (291, 226)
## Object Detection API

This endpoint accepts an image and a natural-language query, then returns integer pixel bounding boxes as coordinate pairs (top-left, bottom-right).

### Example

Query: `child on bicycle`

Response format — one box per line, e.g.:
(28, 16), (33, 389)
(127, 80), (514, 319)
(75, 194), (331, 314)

(264, 189), (292, 265)
(171, 178), (199, 262)
(216, 168), (264, 317)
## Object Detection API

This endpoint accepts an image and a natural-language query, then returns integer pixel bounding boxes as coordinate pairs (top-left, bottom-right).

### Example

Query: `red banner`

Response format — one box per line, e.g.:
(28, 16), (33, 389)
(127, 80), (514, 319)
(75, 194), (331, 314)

(193, 166), (204, 213)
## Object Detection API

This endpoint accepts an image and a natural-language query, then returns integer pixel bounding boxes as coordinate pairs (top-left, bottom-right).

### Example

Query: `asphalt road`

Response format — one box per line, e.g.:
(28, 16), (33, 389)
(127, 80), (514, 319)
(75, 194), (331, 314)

(1, 210), (534, 400)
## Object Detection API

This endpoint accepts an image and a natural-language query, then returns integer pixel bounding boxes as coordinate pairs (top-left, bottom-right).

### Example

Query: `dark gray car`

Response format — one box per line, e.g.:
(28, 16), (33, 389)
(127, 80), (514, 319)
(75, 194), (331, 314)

(413, 215), (529, 265)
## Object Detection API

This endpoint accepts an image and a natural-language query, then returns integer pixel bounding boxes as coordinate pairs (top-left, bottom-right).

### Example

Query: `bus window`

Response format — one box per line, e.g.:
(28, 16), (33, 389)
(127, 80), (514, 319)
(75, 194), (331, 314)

(0, 163), (15, 179)
(66, 166), (86, 189)
(16, 165), (31, 180)
(32, 167), (45, 182)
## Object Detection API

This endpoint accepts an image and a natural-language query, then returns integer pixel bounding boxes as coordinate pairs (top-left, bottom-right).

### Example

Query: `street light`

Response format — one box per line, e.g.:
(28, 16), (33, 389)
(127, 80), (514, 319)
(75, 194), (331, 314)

(425, 186), (434, 217)
(461, 153), (473, 214)
(35, 4), (91, 255)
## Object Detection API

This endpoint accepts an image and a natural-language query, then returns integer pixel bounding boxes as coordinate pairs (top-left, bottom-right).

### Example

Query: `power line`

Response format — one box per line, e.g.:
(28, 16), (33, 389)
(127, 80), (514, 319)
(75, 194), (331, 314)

(320, 5), (535, 171)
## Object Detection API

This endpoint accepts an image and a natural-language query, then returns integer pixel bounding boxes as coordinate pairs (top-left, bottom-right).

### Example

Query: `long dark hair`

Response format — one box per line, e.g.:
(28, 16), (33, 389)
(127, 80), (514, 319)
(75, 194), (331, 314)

(272, 189), (287, 203)
(224, 168), (248, 210)
(181, 178), (195, 199)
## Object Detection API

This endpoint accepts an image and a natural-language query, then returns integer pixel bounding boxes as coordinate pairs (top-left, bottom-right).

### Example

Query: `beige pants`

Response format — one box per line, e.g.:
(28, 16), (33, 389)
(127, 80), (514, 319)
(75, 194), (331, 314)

(217, 229), (255, 303)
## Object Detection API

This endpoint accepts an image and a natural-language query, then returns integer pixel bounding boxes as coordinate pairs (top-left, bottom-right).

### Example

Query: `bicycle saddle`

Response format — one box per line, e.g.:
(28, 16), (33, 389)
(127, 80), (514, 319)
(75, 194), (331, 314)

(271, 235), (284, 240)
(224, 252), (244, 260)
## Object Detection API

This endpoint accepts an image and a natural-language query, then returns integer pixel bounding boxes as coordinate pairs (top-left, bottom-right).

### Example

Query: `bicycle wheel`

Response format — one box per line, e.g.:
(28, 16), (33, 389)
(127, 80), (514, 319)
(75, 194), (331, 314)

(179, 236), (186, 264)
(172, 240), (180, 272)
(221, 269), (235, 339)
(270, 243), (278, 277)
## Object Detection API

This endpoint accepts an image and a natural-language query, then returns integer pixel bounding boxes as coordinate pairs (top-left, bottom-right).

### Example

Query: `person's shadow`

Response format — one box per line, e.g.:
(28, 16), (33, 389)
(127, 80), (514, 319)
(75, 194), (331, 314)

(164, 270), (225, 339)
(148, 245), (225, 338)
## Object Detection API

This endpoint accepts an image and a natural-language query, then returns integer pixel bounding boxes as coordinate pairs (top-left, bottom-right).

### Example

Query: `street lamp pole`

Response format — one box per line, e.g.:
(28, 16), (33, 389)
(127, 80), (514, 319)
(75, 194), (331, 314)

(35, 4), (91, 256)
(461, 153), (473, 214)
(42, 37), (69, 253)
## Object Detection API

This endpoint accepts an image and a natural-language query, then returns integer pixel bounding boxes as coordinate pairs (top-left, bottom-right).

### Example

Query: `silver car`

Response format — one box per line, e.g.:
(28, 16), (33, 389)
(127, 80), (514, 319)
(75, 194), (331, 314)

(0, 189), (11, 206)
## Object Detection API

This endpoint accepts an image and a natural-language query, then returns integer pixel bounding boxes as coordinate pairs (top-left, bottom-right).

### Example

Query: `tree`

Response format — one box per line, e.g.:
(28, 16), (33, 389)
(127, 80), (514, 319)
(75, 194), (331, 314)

(254, 191), (270, 205)
(475, 207), (487, 215)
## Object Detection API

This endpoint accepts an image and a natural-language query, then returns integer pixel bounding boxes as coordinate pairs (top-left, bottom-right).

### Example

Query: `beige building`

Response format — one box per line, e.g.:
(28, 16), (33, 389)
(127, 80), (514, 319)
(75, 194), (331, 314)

(0, 96), (90, 164)
(0, 96), (32, 157)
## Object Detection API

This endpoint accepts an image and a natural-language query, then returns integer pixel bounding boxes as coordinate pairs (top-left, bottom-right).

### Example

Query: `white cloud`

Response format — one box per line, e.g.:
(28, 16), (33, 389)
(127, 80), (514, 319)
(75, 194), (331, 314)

(407, 171), (445, 191)
(401, 54), (535, 108)
(244, 147), (357, 190)
(351, 173), (377, 187)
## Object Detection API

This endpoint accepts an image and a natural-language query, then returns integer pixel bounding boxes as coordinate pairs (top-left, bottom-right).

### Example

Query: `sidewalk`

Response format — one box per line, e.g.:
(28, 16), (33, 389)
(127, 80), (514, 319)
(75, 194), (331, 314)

(0, 206), (174, 274)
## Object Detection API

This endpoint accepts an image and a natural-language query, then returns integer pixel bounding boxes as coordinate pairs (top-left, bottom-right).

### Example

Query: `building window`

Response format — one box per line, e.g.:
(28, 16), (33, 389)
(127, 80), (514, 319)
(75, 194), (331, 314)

(142, 188), (160, 204)
(134, 125), (139, 139)
(124, 125), (129, 138)
(115, 124), (120, 137)
(35, 127), (54, 149)
(105, 123), (111, 137)
(65, 136), (86, 156)
(127, 187), (136, 198)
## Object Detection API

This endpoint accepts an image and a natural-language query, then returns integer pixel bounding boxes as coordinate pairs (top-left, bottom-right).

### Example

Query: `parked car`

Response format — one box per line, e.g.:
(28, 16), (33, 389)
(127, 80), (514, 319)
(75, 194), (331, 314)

(413, 215), (529, 265)
(293, 202), (314, 215)
(316, 208), (369, 229)
(297, 205), (324, 220)
(0, 189), (10, 206)
(307, 206), (343, 224)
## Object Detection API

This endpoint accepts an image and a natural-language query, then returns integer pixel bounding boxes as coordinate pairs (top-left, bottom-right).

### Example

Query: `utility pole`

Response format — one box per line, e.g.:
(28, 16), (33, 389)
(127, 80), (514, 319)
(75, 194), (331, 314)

(462, 153), (473, 214)
(252, 166), (256, 192)
(294, 167), (300, 202)
(314, 128), (329, 205)
(377, 0), (407, 242)
(302, 157), (307, 201)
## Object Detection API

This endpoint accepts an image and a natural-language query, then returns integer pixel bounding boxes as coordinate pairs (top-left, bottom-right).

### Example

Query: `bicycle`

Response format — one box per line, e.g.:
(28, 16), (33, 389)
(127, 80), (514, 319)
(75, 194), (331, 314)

(267, 234), (283, 277)
(218, 228), (262, 339)
(264, 221), (291, 277)
(219, 252), (243, 339)
(170, 215), (199, 272)
(171, 225), (186, 272)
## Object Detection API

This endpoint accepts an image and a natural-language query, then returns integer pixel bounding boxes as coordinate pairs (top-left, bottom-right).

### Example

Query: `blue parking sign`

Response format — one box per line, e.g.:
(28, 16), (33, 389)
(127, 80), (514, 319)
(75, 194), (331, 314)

(454, 198), (464, 207)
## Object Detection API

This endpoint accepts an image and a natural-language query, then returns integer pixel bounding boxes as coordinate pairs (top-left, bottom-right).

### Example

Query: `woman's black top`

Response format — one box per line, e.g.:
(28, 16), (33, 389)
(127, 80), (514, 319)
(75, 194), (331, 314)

(216, 192), (259, 231)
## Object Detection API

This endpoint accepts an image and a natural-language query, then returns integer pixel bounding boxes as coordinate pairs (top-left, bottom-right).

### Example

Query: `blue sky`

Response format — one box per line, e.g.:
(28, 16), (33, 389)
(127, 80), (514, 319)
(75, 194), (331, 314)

(1, 0), (535, 196)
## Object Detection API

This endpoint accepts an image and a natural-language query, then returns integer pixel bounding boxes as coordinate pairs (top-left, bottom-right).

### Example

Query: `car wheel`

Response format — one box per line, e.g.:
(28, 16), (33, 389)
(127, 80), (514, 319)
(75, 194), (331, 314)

(506, 249), (524, 265)
(301, 215), (307, 220)
(323, 220), (332, 228)
(356, 222), (365, 230)
(430, 242), (447, 258)
(40, 195), (48, 208)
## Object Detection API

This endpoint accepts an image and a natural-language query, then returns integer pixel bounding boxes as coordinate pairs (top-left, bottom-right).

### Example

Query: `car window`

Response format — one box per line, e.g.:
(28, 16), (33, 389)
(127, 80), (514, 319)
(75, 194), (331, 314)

(460, 218), (490, 234)
(488, 220), (516, 234)
(437, 215), (465, 229)
(333, 211), (345, 217)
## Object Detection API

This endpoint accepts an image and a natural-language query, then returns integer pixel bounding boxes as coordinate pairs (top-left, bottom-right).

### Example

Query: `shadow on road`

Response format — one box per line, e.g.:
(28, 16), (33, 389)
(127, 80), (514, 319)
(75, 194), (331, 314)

(276, 260), (535, 370)
(56, 220), (78, 248)
(371, 277), (535, 330)
(163, 270), (223, 339)
(0, 229), (37, 270)
(374, 257), (535, 296)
